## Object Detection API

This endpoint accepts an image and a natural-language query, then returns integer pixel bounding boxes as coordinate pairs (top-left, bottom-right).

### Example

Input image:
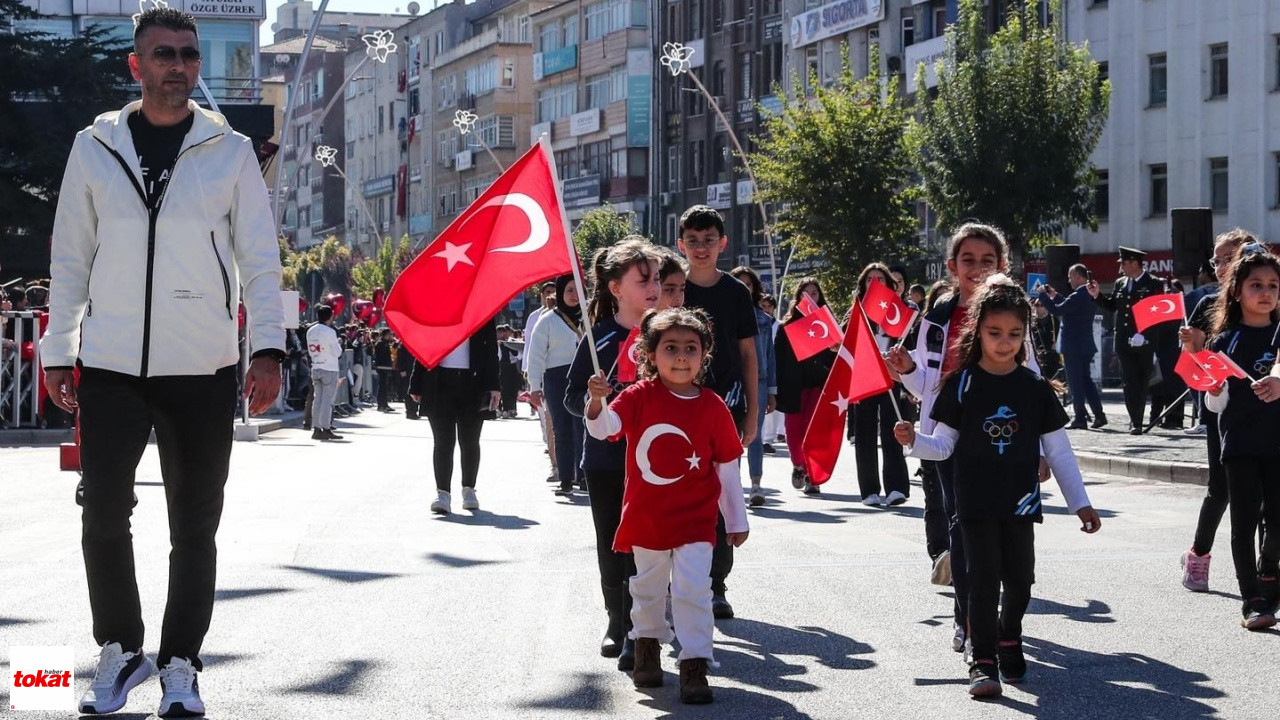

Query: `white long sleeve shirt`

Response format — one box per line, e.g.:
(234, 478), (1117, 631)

(306, 322), (342, 372)
(525, 309), (581, 392)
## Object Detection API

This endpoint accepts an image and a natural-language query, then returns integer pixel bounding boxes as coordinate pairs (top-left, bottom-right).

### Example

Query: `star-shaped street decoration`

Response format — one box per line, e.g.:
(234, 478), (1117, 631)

(132, 0), (170, 26)
(362, 30), (397, 64)
(432, 241), (474, 272)
(686, 452), (702, 471)
(659, 42), (695, 77)
(830, 392), (849, 415)
(453, 110), (478, 135)
(314, 145), (338, 168)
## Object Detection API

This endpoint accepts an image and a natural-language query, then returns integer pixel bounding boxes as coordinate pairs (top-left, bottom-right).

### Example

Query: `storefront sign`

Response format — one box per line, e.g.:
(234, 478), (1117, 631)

(789, 0), (884, 49)
(627, 75), (651, 147)
(182, 0), (266, 19)
(362, 175), (395, 198)
(569, 109), (600, 137)
(905, 35), (947, 94)
(455, 150), (473, 170)
(563, 174), (602, 208)
(706, 182), (732, 210)
(534, 45), (578, 81)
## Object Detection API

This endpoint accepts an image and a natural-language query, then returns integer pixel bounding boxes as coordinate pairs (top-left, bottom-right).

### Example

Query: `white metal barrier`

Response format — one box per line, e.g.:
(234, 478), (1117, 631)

(1, 311), (43, 428)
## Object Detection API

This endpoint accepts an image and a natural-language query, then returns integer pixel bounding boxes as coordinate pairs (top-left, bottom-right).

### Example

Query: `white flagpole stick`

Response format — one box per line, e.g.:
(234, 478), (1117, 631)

(858, 301), (903, 423)
(892, 308), (921, 351)
(542, 133), (601, 376)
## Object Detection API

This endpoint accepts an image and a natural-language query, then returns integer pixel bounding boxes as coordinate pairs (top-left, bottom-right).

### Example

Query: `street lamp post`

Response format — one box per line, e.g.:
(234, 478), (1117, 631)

(316, 145), (380, 254)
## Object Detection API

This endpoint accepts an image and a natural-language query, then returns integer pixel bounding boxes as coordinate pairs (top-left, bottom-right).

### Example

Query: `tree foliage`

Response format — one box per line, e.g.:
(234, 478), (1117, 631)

(750, 53), (920, 306)
(281, 236), (354, 300)
(0, 0), (132, 247)
(573, 203), (642, 263)
(907, 0), (1110, 270)
(351, 235), (412, 299)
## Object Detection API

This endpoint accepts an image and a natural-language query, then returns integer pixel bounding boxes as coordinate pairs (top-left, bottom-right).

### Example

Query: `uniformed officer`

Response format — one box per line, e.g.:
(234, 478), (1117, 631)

(1089, 247), (1168, 434)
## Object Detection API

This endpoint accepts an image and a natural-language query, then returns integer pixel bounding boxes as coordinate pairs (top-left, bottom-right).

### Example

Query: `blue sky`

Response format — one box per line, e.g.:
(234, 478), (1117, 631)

(260, 0), (434, 44)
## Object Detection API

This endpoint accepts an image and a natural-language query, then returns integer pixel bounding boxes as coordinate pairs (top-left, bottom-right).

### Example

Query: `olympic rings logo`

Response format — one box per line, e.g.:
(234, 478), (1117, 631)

(982, 420), (1019, 438)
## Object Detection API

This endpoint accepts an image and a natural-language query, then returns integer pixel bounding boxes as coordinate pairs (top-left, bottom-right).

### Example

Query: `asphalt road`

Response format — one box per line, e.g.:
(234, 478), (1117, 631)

(1, 408), (1275, 719)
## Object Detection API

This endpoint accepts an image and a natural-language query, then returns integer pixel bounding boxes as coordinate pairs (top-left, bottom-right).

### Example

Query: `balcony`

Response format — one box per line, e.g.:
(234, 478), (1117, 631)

(197, 77), (264, 106)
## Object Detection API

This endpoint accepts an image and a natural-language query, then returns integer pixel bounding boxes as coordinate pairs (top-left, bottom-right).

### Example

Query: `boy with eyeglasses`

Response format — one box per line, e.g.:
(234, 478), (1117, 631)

(675, 205), (759, 620)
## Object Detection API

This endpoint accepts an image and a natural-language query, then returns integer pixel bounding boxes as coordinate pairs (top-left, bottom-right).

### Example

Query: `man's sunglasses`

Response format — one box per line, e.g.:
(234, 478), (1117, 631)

(150, 46), (202, 62)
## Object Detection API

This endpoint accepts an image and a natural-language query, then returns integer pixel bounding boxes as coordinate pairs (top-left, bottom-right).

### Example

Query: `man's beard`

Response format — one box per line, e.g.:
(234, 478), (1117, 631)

(149, 78), (192, 109)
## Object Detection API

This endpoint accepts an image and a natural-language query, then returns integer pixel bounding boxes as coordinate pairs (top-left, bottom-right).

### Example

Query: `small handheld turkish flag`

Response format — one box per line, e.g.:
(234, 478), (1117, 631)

(783, 304), (844, 362)
(797, 293), (820, 317)
(1132, 293), (1186, 334)
(862, 277), (916, 338)
(616, 325), (643, 383)
(1192, 350), (1250, 380)
(1175, 352), (1221, 392)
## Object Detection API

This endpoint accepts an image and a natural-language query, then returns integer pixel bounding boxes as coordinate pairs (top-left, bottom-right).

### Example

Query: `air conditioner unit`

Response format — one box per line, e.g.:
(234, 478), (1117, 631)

(442, 155), (454, 168)
(710, 95), (726, 110)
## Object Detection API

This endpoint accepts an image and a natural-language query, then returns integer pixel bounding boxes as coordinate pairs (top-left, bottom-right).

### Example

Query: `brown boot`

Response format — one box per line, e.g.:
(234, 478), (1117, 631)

(631, 638), (663, 688)
(679, 658), (713, 703)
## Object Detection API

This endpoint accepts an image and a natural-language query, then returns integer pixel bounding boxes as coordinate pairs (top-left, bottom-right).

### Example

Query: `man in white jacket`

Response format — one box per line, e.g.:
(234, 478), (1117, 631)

(307, 304), (344, 441)
(40, 8), (284, 718)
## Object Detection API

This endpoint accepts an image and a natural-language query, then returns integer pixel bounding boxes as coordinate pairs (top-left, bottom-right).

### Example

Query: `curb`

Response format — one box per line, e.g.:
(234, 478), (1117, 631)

(0, 416), (288, 447)
(1076, 451), (1208, 486)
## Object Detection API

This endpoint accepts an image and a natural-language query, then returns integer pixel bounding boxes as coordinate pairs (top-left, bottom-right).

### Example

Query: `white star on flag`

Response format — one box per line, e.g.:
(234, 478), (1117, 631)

(830, 392), (849, 415)
(879, 300), (888, 310)
(432, 241), (474, 272)
(686, 452), (702, 470)
(807, 329), (817, 338)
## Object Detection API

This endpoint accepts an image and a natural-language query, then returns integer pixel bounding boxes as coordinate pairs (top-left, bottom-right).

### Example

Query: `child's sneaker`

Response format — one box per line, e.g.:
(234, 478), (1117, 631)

(968, 661), (1002, 697)
(1242, 598), (1278, 631)
(430, 491), (451, 515)
(997, 640), (1026, 684)
(632, 638), (664, 688)
(802, 478), (821, 495)
(461, 487), (480, 511)
(678, 658), (714, 704)
(1180, 548), (1210, 591)
(790, 467), (805, 489)
(748, 484), (766, 507)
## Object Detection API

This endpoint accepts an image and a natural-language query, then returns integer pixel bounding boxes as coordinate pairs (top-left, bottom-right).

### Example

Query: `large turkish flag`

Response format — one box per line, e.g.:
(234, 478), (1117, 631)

(385, 142), (574, 368)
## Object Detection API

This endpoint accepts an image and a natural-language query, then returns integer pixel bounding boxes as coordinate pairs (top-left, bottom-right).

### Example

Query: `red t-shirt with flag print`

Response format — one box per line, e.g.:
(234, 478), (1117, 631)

(608, 379), (744, 553)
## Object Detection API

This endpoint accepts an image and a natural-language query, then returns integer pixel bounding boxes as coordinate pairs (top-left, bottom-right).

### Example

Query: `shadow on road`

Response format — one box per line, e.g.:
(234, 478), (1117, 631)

(1027, 598), (1115, 624)
(214, 587), (294, 602)
(289, 658), (379, 695)
(444, 510), (540, 530)
(714, 618), (876, 693)
(638, 683), (819, 719)
(424, 552), (509, 568)
(0, 616), (33, 627)
(282, 565), (402, 583)
(516, 671), (612, 712)
(747, 506), (847, 524)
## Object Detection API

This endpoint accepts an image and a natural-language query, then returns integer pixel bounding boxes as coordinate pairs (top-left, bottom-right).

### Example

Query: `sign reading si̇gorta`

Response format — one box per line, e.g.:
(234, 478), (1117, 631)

(789, 0), (884, 49)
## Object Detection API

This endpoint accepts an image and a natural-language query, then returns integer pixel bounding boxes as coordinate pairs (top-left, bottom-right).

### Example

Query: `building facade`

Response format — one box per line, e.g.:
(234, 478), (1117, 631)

(343, 37), (409, 255)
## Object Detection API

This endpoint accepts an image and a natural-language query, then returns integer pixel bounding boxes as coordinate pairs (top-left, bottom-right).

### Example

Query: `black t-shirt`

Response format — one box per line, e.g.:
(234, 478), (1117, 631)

(1188, 290), (1219, 334)
(128, 110), (194, 207)
(1210, 323), (1280, 461)
(683, 272), (758, 408)
(930, 365), (1069, 522)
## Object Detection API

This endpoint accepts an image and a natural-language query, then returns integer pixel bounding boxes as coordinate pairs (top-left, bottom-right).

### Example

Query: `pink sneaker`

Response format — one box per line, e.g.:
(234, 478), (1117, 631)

(1181, 549), (1210, 592)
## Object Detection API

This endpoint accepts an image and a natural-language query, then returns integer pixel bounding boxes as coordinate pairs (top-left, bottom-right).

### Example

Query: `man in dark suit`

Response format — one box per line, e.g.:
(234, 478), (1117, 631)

(1038, 263), (1107, 429)
(1090, 247), (1168, 434)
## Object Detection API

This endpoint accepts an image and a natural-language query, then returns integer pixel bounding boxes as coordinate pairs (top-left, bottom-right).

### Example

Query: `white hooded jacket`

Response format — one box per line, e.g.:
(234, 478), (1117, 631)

(42, 100), (284, 377)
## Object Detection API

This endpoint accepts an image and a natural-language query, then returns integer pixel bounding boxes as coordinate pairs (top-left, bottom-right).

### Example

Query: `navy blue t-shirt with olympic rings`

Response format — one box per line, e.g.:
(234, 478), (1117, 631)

(930, 365), (1069, 522)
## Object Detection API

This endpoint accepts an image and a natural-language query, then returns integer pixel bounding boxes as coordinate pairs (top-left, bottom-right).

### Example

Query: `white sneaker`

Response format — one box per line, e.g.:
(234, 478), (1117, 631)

(462, 487), (479, 511)
(952, 621), (966, 653)
(748, 484), (766, 507)
(861, 494), (882, 507)
(962, 638), (974, 665)
(430, 491), (451, 515)
(157, 657), (204, 717)
(79, 642), (155, 714)
(1184, 424), (1207, 435)
(886, 490), (908, 506)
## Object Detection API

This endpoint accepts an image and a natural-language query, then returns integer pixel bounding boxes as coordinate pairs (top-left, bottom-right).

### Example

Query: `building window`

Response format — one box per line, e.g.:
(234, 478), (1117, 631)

(377, 106), (384, 134)
(901, 14), (915, 49)
(1275, 35), (1280, 90)
(582, 140), (609, 177)
(1148, 53), (1166, 107)
(464, 58), (499, 96)
(932, 7), (947, 37)
(687, 0), (703, 40)
(804, 46), (819, 90)
(1094, 170), (1109, 220)
(667, 146), (681, 191)
(1210, 43), (1228, 98)
(712, 60), (726, 97)
(739, 51), (754, 99)
(713, 135), (729, 183)
(712, 0), (724, 32)
(1210, 157), (1229, 212)
(1150, 163), (1167, 217)
(688, 139), (705, 188)
(585, 0), (627, 40)
(537, 83), (577, 122)
(564, 15), (579, 44)
(538, 20), (561, 52)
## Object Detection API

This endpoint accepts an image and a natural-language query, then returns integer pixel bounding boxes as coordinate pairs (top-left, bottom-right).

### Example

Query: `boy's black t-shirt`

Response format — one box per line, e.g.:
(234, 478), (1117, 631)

(683, 272), (759, 409)
(1210, 323), (1280, 460)
(128, 111), (194, 208)
(930, 365), (1069, 522)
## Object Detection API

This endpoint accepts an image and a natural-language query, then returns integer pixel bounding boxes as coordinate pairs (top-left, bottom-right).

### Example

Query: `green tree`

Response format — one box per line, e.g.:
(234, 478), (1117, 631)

(907, 0), (1110, 271)
(351, 235), (412, 298)
(573, 203), (642, 262)
(0, 0), (131, 269)
(750, 53), (920, 307)
(283, 236), (354, 302)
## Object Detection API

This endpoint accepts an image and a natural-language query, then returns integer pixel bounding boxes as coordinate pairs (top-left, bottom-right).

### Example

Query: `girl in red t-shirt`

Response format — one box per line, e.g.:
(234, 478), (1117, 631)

(585, 308), (749, 705)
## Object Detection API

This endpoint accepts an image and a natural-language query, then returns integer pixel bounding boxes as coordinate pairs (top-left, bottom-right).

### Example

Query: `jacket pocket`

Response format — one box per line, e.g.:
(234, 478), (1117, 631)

(210, 232), (232, 320)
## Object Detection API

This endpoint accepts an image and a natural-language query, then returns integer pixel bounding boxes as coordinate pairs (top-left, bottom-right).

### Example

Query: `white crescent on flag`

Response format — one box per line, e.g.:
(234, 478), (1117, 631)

(459, 193), (551, 255)
(884, 302), (902, 327)
(1155, 298), (1177, 314)
(808, 320), (831, 339)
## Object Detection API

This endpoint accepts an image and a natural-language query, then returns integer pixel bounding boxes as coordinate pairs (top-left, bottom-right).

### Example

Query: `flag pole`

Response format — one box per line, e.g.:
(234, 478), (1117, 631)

(859, 301), (904, 422)
(541, 133), (601, 375)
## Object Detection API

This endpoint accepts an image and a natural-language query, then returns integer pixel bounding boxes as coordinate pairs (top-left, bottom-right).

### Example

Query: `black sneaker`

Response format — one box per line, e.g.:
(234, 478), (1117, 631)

(79, 642), (155, 714)
(762, 443), (776, 455)
(1242, 597), (1278, 631)
(790, 466), (806, 489)
(802, 479), (822, 495)
(968, 660), (1002, 697)
(997, 640), (1026, 683)
(711, 593), (734, 619)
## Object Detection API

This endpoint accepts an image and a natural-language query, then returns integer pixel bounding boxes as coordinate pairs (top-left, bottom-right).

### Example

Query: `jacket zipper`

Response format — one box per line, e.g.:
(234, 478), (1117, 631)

(210, 232), (232, 319)
(85, 245), (101, 317)
(96, 134), (217, 377)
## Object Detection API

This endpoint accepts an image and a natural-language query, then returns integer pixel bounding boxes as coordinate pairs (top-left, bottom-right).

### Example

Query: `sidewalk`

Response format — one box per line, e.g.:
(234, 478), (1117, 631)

(1063, 388), (1209, 485)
